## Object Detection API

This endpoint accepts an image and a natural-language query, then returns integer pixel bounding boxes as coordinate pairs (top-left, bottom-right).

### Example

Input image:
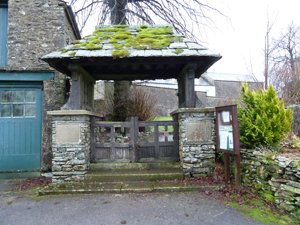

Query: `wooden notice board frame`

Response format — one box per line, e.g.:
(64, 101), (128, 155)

(215, 105), (241, 185)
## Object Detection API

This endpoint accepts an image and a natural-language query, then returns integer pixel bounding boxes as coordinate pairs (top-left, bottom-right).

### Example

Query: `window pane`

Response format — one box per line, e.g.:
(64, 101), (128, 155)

(25, 104), (36, 117)
(12, 91), (24, 103)
(1, 104), (11, 117)
(1, 90), (11, 103)
(13, 104), (23, 117)
(25, 90), (35, 102)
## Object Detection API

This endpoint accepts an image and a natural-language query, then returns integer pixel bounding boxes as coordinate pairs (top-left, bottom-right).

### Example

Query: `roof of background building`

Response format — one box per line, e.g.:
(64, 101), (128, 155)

(135, 72), (262, 88)
(61, 2), (81, 40)
(202, 72), (261, 83)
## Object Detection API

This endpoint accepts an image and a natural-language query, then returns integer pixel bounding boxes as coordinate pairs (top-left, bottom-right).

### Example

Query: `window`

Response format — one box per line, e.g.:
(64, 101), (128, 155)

(0, 90), (36, 118)
(0, 0), (8, 67)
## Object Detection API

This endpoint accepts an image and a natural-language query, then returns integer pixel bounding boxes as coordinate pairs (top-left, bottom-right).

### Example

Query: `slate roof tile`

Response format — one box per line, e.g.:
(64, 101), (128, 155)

(43, 25), (220, 60)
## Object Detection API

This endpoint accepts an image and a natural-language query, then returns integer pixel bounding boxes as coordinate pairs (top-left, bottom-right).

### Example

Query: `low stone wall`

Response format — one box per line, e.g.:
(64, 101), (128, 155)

(172, 108), (215, 177)
(48, 110), (94, 183)
(241, 148), (300, 217)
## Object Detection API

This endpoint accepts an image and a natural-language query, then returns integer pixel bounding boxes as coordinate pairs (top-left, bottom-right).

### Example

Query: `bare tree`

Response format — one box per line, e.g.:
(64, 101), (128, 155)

(65, 0), (221, 39)
(263, 10), (276, 89)
(269, 23), (300, 104)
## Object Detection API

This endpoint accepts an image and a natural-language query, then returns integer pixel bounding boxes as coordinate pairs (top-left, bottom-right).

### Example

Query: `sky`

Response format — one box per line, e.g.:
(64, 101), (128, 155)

(80, 0), (300, 82)
(204, 0), (300, 81)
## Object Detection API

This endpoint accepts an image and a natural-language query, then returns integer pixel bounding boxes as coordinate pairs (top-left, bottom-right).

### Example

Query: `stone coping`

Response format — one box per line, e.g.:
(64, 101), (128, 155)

(171, 107), (215, 115)
(47, 110), (102, 117)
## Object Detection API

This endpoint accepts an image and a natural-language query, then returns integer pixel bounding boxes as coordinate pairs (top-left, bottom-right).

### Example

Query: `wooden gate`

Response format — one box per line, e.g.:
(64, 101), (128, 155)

(91, 117), (179, 162)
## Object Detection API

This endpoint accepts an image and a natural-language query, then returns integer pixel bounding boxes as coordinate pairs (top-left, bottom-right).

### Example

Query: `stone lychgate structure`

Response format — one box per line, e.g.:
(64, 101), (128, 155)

(42, 25), (221, 182)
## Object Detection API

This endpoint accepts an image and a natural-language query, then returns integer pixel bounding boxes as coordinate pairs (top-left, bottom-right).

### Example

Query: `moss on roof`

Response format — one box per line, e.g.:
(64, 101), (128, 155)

(62, 25), (182, 58)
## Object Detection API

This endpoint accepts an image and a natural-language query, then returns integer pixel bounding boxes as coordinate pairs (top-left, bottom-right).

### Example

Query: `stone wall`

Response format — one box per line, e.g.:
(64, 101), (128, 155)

(130, 81), (263, 116)
(7, 0), (79, 170)
(172, 108), (215, 177)
(49, 111), (92, 183)
(7, 0), (77, 70)
(215, 81), (263, 99)
(135, 85), (178, 116)
(241, 148), (300, 217)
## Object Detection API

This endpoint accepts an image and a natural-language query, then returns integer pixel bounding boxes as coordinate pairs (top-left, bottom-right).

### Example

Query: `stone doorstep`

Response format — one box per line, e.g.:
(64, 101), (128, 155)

(85, 171), (183, 182)
(89, 162), (181, 171)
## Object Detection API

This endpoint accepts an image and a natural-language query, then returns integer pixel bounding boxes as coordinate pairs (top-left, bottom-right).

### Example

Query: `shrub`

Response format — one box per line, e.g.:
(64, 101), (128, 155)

(237, 83), (293, 148)
(102, 83), (157, 121)
(127, 87), (157, 121)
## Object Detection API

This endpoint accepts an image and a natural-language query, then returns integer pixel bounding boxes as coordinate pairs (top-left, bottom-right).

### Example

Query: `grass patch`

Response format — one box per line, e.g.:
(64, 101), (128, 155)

(153, 116), (174, 132)
(153, 116), (172, 121)
(229, 197), (298, 225)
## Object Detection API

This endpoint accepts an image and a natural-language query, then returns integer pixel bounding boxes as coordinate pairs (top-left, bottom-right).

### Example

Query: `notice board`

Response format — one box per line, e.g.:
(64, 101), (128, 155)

(216, 105), (240, 154)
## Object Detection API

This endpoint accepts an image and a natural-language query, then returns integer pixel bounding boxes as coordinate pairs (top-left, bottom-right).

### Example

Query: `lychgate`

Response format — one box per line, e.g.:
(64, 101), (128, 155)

(42, 25), (221, 182)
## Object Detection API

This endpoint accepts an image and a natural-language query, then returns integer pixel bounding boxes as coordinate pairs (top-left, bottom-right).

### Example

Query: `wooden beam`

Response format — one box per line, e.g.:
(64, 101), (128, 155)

(177, 64), (196, 108)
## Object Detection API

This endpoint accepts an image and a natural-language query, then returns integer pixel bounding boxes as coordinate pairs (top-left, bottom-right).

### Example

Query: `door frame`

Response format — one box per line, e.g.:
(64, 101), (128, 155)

(0, 71), (54, 172)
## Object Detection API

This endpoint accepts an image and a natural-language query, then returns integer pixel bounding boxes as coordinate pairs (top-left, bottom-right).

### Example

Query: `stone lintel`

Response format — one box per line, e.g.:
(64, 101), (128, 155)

(47, 110), (102, 117)
(171, 107), (215, 116)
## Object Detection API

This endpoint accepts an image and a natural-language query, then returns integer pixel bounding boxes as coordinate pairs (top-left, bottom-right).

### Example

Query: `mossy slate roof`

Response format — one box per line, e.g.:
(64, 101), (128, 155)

(42, 25), (221, 80)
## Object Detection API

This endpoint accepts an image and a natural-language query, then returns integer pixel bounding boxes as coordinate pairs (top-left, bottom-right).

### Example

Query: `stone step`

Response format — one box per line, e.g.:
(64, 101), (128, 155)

(85, 170), (183, 182)
(38, 180), (223, 196)
(89, 162), (181, 171)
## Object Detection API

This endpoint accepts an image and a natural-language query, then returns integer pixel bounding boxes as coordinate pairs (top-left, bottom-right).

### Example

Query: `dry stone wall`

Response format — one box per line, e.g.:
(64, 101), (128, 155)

(241, 148), (300, 218)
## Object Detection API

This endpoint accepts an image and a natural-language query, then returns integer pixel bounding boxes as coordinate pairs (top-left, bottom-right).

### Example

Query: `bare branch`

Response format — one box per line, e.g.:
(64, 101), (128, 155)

(64, 0), (223, 40)
(269, 23), (300, 104)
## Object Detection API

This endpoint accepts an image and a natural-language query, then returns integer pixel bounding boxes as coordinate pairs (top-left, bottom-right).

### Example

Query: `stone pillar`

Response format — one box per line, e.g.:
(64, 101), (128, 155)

(172, 108), (215, 177)
(48, 110), (97, 183)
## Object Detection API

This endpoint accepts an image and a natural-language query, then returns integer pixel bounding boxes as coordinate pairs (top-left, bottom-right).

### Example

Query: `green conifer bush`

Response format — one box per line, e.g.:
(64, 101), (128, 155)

(238, 83), (293, 149)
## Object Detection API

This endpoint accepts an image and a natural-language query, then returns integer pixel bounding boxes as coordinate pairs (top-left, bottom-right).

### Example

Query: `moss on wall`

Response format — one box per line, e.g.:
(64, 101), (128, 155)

(241, 148), (300, 218)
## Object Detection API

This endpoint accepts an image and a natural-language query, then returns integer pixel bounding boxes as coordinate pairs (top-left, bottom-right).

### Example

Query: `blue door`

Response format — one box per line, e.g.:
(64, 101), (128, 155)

(0, 82), (43, 171)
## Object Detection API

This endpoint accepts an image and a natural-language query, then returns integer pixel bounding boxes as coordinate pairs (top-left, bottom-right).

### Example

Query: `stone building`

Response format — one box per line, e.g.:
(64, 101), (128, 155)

(0, 0), (80, 172)
(130, 73), (263, 116)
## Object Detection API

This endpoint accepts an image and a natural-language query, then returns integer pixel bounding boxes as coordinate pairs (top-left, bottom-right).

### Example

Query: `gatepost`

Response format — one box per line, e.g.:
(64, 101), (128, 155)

(172, 108), (216, 177)
(48, 110), (98, 183)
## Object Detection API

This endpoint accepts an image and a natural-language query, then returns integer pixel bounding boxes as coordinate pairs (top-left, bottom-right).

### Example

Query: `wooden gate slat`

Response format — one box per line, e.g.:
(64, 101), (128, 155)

(91, 117), (179, 163)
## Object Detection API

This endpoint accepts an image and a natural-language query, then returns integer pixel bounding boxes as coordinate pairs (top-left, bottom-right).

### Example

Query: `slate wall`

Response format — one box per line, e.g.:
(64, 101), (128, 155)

(6, 0), (79, 170)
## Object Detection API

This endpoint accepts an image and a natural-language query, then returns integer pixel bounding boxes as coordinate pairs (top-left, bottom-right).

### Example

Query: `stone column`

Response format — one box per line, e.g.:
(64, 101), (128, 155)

(48, 110), (97, 183)
(172, 108), (215, 177)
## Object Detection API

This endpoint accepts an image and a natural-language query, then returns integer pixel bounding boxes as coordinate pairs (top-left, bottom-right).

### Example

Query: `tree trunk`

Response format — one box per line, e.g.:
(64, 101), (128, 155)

(108, 0), (127, 24)
(107, 0), (131, 121)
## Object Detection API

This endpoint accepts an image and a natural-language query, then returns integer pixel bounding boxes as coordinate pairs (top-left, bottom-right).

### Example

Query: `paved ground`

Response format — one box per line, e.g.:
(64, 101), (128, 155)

(0, 188), (263, 225)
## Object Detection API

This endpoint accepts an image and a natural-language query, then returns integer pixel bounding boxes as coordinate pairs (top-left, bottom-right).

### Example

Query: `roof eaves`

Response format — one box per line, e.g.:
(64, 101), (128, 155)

(59, 0), (81, 40)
